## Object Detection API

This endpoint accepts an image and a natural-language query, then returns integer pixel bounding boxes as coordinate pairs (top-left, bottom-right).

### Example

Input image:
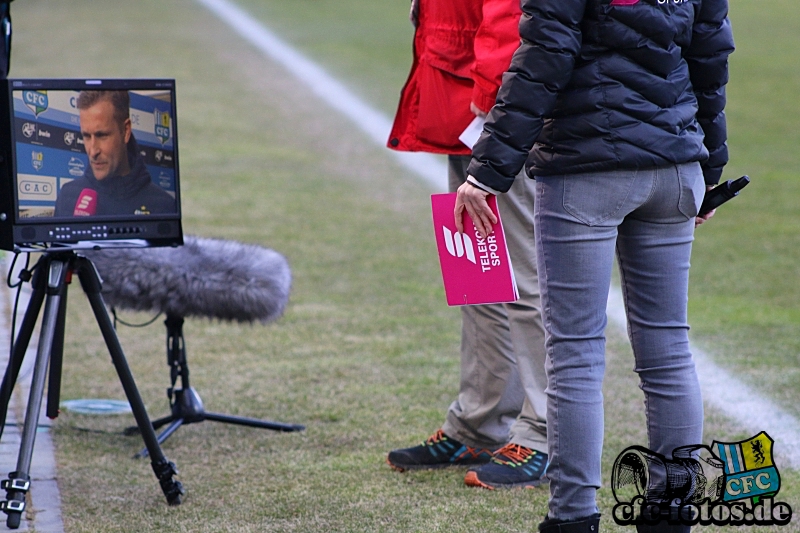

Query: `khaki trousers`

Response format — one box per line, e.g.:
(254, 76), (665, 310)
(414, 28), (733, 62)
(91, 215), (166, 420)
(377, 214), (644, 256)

(441, 155), (548, 452)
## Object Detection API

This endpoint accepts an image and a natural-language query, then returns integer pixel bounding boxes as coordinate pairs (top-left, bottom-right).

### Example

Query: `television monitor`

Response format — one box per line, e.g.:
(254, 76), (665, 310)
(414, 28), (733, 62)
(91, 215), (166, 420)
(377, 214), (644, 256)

(0, 78), (183, 251)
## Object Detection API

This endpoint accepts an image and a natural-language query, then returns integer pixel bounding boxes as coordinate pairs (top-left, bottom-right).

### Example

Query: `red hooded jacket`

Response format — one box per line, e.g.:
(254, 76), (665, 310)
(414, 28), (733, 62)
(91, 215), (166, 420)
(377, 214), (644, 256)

(387, 0), (522, 155)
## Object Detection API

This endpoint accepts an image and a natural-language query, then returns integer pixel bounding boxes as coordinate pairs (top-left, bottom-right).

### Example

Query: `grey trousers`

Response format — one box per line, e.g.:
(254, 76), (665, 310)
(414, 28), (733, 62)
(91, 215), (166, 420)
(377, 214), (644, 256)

(534, 164), (705, 520)
(441, 155), (548, 453)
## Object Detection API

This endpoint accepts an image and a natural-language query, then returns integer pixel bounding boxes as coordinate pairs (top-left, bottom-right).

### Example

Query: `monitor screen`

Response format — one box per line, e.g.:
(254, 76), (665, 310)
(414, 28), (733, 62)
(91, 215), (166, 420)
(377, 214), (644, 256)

(0, 79), (183, 250)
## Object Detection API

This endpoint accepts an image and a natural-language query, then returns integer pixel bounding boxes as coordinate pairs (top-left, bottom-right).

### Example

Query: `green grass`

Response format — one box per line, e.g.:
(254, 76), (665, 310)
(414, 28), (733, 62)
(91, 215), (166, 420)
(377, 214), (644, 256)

(3, 0), (800, 531)
(688, 0), (800, 420)
(220, 0), (800, 420)
(232, 0), (415, 115)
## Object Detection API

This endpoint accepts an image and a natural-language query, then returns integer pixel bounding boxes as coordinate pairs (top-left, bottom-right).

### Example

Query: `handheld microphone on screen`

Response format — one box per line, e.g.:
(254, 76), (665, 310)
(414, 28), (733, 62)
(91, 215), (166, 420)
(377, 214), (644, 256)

(699, 175), (750, 217)
(73, 188), (98, 216)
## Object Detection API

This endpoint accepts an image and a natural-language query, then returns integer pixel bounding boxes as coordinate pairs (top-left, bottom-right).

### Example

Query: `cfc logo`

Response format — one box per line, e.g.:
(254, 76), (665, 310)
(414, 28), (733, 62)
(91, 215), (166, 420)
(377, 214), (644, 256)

(154, 109), (171, 145)
(23, 90), (49, 117)
(31, 151), (44, 171)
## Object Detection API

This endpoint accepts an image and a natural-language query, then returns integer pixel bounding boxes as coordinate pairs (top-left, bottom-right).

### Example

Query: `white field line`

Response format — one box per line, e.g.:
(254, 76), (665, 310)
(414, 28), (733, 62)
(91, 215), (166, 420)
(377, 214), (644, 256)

(606, 289), (800, 469)
(198, 0), (800, 469)
(195, 0), (448, 191)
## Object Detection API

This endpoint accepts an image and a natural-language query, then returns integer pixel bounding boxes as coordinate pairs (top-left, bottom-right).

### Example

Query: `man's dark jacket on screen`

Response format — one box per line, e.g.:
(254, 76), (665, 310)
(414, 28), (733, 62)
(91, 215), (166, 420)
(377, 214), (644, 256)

(54, 136), (175, 217)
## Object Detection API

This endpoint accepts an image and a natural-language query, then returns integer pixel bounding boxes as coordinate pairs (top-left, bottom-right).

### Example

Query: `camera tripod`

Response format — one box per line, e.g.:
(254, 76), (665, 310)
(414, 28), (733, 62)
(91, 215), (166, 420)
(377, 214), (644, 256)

(126, 313), (305, 458)
(0, 251), (183, 529)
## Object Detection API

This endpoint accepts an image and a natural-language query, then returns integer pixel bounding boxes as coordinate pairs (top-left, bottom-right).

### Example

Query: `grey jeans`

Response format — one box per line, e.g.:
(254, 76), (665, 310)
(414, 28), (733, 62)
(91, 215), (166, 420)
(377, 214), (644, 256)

(534, 163), (706, 520)
(442, 155), (548, 453)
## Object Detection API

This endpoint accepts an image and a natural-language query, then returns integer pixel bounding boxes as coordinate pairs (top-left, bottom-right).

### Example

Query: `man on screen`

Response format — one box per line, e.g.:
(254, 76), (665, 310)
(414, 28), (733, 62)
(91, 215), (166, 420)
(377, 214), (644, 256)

(54, 90), (175, 217)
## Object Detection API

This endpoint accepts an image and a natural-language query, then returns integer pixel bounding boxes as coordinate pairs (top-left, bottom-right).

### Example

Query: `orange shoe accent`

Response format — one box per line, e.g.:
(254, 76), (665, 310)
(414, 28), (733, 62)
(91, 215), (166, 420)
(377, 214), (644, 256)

(454, 445), (494, 461)
(386, 457), (406, 473)
(424, 428), (447, 445)
(464, 470), (494, 490)
(492, 443), (535, 465)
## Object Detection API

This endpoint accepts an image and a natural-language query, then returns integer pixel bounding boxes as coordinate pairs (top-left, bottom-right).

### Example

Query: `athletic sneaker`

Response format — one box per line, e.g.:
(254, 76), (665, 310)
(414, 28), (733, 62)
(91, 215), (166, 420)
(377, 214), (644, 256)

(386, 429), (494, 472)
(464, 443), (548, 489)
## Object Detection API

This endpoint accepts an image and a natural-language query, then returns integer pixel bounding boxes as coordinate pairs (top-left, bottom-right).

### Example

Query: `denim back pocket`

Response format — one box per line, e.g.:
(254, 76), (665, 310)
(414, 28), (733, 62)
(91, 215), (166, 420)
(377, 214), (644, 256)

(676, 162), (705, 219)
(562, 170), (639, 226)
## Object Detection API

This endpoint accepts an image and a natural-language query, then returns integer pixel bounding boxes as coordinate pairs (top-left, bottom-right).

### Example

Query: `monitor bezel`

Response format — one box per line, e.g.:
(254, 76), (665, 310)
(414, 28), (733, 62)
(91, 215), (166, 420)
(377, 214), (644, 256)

(0, 78), (184, 251)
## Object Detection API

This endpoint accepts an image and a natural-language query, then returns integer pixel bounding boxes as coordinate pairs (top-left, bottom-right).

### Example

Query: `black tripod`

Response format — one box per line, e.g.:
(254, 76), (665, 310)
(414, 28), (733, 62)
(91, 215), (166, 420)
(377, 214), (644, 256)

(127, 314), (304, 458)
(0, 252), (183, 529)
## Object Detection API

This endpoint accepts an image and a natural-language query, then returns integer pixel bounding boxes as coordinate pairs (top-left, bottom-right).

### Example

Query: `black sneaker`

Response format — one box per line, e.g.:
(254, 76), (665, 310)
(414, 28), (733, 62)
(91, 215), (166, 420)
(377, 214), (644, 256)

(464, 443), (548, 489)
(387, 429), (494, 472)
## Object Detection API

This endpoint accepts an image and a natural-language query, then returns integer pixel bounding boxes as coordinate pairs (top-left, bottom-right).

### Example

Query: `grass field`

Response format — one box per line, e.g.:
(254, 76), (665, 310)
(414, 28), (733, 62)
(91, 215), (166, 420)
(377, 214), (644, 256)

(2, 0), (800, 531)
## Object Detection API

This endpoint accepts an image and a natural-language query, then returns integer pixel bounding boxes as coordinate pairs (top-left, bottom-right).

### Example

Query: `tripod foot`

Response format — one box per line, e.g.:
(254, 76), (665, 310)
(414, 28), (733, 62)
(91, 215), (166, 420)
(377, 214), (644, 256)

(1, 500), (23, 529)
(5, 512), (21, 530)
(152, 458), (185, 506)
(1, 474), (30, 529)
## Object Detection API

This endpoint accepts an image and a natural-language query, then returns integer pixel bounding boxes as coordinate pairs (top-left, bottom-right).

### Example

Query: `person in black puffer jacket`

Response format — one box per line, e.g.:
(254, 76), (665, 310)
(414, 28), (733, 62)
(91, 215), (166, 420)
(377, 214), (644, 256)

(454, 1), (734, 532)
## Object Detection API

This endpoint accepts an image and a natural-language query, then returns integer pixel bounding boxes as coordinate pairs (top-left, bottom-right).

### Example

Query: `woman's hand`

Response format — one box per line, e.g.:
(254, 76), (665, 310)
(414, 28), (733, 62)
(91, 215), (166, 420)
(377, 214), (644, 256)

(455, 179), (497, 238)
(695, 185), (716, 227)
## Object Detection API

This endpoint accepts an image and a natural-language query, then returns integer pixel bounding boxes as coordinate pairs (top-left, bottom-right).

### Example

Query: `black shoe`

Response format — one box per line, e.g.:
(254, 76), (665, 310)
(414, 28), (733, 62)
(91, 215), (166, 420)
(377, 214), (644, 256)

(464, 443), (548, 489)
(386, 429), (494, 472)
(636, 504), (691, 533)
(539, 513), (601, 533)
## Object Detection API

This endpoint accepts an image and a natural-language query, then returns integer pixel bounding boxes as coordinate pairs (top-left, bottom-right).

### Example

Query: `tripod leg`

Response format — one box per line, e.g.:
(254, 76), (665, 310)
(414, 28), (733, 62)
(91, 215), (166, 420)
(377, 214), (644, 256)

(46, 279), (68, 419)
(0, 262), (47, 442)
(135, 418), (185, 459)
(123, 412), (178, 437)
(75, 257), (184, 505)
(204, 412), (305, 432)
(1, 259), (66, 528)
(125, 315), (187, 437)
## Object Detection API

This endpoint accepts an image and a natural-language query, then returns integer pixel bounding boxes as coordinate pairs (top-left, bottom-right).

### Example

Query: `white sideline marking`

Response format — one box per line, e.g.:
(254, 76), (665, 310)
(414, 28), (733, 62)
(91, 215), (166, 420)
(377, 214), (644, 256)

(195, 0), (448, 191)
(607, 289), (800, 469)
(198, 0), (800, 469)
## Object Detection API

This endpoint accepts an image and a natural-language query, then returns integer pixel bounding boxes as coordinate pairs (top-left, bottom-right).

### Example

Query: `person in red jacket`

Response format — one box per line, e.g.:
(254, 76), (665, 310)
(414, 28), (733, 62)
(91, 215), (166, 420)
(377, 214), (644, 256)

(385, 0), (549, 490)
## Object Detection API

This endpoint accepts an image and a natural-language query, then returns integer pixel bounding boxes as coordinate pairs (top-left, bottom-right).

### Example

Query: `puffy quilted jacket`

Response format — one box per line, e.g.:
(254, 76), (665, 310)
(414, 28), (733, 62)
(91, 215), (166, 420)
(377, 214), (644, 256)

(467, 0), (735, 192)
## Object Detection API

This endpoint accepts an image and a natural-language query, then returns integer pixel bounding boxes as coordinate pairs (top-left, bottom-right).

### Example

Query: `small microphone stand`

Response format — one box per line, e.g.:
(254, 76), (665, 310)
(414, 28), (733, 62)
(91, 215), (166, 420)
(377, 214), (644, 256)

(0, 251), (183, 530)
(126, 313), (305, 458)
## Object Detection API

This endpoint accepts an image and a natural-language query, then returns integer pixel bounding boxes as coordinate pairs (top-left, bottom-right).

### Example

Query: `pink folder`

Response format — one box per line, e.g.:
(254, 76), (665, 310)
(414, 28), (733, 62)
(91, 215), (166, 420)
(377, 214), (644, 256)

(431, 193), (518, 306)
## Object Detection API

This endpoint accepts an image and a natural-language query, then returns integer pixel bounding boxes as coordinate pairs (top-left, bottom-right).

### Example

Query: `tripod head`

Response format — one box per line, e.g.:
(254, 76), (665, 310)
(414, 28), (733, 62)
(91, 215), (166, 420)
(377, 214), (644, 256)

(0, 1), (11, 79)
